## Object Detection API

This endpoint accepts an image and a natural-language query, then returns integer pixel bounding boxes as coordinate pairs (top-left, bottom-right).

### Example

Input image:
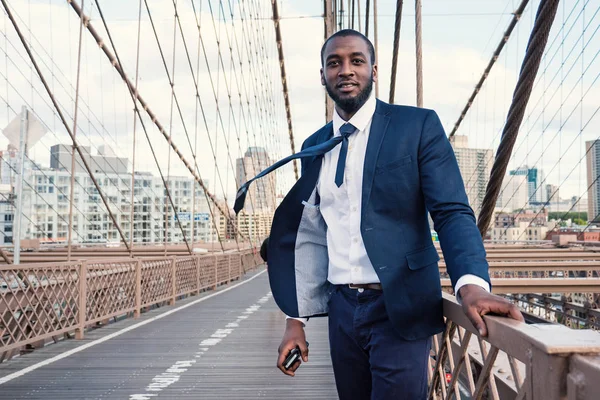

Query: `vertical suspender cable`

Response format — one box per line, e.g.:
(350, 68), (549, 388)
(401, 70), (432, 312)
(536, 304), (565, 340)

(324, 0), (334, 122)
(67, 0), (85, 261)
(347, 0), (351, 28)
(190, 0), (202, 251)
(165, 1), (179, 255)
(271, 0), (298, 180)
(129, 0), (143, 254)
(333, 0), (338, 30)
(365, 0), (370, 37)
(373, 0), (379, 97)
(357, 0), (362, 32)
(389, 0), (403, 104)
(414, 0), (423, 107)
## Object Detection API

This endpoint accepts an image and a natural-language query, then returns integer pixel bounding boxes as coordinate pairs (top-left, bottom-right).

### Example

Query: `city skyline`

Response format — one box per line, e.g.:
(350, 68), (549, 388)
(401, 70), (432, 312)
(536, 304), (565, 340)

(450, 135), (589, 218)
(2, 138), (592, 218)
(0, 142), (281, 245)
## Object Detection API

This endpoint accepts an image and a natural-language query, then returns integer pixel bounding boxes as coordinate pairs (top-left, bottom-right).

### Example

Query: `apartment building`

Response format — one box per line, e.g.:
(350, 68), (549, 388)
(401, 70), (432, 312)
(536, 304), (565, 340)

(450, 135), (493, 216)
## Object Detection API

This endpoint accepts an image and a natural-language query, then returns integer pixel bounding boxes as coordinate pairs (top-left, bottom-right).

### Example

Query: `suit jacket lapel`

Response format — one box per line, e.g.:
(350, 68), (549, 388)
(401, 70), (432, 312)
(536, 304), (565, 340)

(362, 100), (391, 208)
(319, 122), (334, 142)
(299, 102), (390, 206)
(302, 122), (333, 175)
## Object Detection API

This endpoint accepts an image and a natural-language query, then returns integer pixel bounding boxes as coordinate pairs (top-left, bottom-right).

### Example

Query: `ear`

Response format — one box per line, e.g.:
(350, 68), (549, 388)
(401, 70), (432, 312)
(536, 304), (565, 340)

(320, 68), (325, 86)
(372, 64), (378, 82)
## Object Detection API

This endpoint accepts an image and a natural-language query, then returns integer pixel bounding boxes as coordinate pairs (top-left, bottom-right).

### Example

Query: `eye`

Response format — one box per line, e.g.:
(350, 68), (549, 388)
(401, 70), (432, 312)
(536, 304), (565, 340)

(327, 60), (339, 67)
(353, 58), (365, 64)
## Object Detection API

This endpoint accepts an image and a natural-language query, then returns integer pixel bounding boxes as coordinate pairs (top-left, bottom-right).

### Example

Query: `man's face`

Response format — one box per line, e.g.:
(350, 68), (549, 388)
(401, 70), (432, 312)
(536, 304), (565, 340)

(320, 35), (377, 116)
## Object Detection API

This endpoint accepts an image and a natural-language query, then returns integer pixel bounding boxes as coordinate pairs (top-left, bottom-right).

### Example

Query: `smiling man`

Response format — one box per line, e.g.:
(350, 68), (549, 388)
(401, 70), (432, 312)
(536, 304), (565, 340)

(234, 29), (524, 400)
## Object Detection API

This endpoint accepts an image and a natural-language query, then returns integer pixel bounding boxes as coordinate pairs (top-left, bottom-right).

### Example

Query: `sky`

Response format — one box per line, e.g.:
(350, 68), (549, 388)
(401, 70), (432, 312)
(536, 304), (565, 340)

(0, 0), (598, 214)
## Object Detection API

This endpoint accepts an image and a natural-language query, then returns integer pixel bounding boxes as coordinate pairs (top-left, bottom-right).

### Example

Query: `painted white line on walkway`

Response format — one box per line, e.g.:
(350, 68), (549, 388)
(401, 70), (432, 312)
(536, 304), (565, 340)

(0, 269), (267, 385)
(130, 291), (272, 399)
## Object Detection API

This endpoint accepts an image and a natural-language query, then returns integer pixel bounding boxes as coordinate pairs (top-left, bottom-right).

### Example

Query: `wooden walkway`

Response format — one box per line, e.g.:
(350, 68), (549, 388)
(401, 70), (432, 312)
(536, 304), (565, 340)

(0, 268), (338, 399)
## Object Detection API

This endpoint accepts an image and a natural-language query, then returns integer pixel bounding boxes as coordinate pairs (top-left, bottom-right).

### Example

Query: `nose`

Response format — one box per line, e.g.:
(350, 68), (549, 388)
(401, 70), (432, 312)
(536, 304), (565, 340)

(338, 60), (354, 77)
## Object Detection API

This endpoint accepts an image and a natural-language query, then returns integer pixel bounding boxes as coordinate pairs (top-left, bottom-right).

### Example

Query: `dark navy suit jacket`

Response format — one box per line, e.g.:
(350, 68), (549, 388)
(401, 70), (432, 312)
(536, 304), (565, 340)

(267, 100), (491, 340)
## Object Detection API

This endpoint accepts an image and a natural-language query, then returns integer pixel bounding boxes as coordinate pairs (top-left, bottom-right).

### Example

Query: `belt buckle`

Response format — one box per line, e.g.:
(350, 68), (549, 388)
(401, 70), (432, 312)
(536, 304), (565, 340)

(348, 284), (365, 293)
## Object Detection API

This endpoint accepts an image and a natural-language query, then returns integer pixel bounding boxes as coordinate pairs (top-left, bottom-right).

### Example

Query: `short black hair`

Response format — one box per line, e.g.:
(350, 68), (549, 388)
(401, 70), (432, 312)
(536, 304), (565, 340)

(321, 29), (376, 66)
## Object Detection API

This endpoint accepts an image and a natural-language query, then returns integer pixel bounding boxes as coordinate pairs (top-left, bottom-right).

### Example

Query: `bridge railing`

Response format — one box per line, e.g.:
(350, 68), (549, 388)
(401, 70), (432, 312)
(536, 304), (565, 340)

(0, 249), (263, 361)
(429, 293), (600, 400)
(505, 293), (600, 330)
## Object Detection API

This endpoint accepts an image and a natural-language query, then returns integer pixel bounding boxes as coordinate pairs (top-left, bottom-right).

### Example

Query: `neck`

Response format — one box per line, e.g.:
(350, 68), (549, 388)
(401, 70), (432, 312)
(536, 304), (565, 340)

(334, 105), (357, 121)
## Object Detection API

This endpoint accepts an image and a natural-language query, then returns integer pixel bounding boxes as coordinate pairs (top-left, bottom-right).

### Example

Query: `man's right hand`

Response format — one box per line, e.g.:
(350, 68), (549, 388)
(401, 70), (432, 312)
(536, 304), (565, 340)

(277, 319), (308, 377)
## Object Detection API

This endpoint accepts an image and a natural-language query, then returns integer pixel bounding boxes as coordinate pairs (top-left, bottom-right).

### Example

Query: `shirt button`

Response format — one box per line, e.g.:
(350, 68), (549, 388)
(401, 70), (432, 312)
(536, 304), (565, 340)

(353, 237), (358, 243)
(352, 206), (357, 212)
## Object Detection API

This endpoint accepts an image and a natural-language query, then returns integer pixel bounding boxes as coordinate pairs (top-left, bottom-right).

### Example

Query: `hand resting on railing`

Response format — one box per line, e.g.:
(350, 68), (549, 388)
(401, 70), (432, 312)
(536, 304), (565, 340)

(458, 284), (525, 336)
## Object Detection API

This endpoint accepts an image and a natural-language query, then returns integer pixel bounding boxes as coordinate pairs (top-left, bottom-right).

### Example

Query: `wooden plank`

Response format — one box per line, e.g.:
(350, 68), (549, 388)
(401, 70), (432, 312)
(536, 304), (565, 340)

(0, 270), (338, 399)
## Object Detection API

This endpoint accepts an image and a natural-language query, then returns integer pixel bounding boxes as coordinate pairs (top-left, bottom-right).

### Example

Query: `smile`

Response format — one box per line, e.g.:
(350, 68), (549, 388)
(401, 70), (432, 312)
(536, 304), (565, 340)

(337, 82), (358, 93)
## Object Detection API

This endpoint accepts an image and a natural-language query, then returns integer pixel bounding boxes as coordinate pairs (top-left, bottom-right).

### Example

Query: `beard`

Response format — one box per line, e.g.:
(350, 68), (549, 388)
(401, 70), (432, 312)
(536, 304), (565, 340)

(325, 74), (373, 116)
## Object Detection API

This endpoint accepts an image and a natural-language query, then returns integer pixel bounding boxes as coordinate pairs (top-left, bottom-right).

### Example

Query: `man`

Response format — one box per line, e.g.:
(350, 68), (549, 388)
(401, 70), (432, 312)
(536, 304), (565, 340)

(235, 29), (523, 399)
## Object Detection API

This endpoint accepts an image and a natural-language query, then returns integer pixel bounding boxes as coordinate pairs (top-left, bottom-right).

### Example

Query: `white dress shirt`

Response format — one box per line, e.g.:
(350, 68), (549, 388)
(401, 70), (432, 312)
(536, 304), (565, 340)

(289, 94), (489, 324)
(319, 93), (379, 285)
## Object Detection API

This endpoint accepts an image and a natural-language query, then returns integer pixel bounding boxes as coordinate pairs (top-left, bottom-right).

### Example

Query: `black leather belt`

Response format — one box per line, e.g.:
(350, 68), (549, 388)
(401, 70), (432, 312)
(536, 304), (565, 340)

(348, 283), (382, 291)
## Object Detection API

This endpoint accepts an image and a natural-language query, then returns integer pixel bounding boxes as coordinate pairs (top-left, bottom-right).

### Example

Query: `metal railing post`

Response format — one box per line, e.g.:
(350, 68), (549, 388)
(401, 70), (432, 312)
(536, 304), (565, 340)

(567, 354), (600, 400)
(134, 259), (141, 318)
(527, 347), (568, 399)
(213, 256), (218, 290)
(240, 251), (246, 275)
(195, 255), (201, 295)
(76, 261), (87, 340)
(228, 255), (232, 282)
(170, 256), (176, 305)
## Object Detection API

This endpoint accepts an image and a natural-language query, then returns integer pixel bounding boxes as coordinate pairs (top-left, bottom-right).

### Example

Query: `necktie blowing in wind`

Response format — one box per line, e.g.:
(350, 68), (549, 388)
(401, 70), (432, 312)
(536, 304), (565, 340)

(234, 123), (357, 214)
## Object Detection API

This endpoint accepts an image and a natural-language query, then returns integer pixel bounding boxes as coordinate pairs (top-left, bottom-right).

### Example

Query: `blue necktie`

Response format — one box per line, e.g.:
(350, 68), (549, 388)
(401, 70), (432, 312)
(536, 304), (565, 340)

(234, 122), (357, 214)
(335, 123), (357, 187)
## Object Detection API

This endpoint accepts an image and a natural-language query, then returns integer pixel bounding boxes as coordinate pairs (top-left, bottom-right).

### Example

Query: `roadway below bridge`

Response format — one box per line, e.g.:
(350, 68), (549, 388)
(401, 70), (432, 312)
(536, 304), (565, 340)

(0, 268), (338, 399)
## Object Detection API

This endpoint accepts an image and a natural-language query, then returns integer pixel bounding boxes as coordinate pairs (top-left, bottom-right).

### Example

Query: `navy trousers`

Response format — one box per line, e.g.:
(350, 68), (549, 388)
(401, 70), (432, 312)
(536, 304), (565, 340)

(328, 286), (430, 400)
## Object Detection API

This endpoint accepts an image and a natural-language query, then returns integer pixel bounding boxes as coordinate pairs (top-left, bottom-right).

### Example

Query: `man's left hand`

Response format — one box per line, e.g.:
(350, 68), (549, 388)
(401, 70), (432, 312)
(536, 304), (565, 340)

(459, 284), (525, 336)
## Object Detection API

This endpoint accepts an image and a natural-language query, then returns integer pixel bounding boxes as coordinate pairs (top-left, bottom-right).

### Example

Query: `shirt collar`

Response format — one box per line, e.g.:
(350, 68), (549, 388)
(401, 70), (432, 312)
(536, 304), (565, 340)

(332, 92), (377, 137)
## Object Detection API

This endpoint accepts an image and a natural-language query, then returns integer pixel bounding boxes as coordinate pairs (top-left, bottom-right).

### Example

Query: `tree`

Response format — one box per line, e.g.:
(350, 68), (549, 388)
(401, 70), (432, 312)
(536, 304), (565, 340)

(548, 212), (587, 222)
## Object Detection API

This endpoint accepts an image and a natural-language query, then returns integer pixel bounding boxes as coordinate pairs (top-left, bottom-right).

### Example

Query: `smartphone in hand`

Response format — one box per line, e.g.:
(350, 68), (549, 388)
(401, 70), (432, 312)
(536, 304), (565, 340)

(283, 341), (309, 370)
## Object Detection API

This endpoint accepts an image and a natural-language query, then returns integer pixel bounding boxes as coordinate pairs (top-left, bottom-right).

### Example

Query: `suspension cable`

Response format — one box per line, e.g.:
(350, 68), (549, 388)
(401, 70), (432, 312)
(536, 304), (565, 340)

(389, 0), (403, 104)
(66, 0), (241, 243)
(271, 0), (298, 180)
(67, 0), (85, 261)
(449, 0), (530, 138)
(92, 0), (193, 254)
(477, 0), (561, 237)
